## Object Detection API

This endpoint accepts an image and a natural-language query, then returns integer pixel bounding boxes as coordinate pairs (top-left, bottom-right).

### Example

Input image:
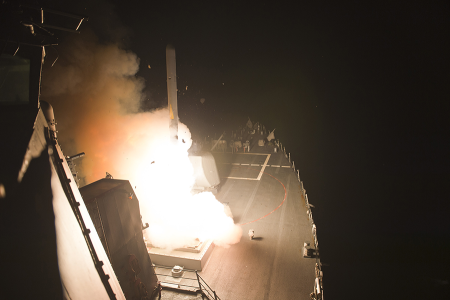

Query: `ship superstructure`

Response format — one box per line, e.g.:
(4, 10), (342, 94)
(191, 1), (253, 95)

(0, 4), (156, 299)
(0, 3), (323, 299)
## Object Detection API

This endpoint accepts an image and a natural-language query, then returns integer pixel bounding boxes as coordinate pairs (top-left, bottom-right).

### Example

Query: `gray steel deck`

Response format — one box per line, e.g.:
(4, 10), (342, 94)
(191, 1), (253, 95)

(196, 149), (317, 299)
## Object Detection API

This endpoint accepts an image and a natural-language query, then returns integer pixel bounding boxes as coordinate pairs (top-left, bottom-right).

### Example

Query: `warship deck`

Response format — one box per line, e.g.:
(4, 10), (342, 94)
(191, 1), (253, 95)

(194, 146), (319, 299)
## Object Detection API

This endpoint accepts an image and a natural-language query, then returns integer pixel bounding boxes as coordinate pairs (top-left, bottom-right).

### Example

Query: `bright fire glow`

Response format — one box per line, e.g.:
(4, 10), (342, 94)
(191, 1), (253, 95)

(41, 30), (242, 250)
(119, 109), (242, 249)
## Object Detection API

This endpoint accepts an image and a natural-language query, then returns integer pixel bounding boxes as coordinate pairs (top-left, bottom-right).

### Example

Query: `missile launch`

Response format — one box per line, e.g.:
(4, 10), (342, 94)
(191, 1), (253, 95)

(166, 45), (178, 145)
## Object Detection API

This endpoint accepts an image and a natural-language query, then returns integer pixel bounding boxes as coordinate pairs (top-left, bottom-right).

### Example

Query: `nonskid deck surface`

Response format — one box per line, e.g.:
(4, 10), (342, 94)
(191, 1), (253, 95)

(196, 149), (316, 300)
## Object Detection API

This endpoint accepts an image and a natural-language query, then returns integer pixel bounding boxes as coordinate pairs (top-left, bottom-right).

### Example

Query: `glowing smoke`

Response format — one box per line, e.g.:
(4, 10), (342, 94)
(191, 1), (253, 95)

(41, 30), (242, 249)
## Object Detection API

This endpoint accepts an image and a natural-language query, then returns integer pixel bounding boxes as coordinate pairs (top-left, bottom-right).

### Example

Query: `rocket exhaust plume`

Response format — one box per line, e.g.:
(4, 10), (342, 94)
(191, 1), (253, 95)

(166, 45), (178, 145)
(41, 31), (242, 250)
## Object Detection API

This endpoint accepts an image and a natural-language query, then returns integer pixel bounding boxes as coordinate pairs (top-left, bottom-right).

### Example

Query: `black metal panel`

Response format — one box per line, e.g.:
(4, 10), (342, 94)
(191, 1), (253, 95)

(80, 179), (158, 299)
(100, 192), (124, 254)
(115, 191), (135, 245)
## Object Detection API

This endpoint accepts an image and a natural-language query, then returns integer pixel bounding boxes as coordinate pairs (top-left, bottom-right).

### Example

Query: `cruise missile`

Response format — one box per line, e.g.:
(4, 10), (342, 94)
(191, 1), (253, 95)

(166, 45), (178, 144)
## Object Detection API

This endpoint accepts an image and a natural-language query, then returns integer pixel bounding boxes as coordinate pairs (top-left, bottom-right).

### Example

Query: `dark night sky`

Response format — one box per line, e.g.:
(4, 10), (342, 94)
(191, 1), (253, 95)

(43, 0), (450, 298)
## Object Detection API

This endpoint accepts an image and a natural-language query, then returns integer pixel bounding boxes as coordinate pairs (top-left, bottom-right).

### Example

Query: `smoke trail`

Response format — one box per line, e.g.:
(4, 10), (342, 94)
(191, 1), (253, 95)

(41, 30), (242, 249)
(42, 30), (144, 180)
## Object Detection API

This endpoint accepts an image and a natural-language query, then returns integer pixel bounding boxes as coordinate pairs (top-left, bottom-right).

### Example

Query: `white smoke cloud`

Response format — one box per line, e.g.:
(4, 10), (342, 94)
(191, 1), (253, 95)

(41, 29), (242, 249)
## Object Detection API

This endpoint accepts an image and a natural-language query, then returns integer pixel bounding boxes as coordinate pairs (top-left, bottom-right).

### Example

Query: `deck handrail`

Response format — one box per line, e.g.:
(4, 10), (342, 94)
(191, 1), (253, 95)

(208, 125), (324, 299)
(196, 271), (221, 300)
(153, 265), (221, 300)
(279, 138), (324, 300)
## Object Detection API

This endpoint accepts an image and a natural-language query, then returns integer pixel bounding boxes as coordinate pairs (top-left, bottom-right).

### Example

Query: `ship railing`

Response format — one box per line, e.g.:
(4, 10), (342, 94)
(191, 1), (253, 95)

(196, 271), (221, 300)
(152, 265), (220, 300)
(221, 126), (324, 299)
(278, 138), (324, 300)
